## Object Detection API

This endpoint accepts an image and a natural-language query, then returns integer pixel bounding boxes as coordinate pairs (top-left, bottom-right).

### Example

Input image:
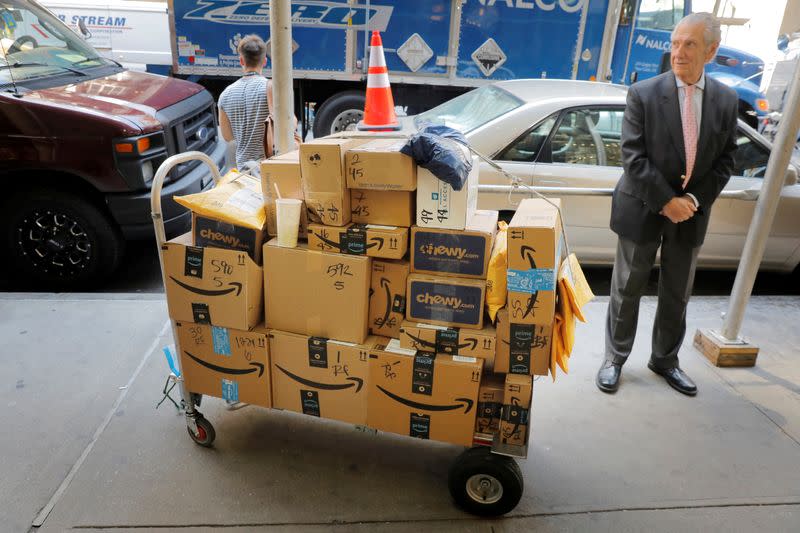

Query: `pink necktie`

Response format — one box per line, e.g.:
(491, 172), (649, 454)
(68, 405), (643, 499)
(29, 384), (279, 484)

(682, 84), (698, 189)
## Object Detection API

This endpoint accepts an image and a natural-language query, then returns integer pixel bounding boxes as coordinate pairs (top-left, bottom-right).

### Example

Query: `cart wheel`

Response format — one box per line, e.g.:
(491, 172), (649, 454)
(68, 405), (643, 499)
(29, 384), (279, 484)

(187, 415), (215, 447)
(448, 446), (524, 516)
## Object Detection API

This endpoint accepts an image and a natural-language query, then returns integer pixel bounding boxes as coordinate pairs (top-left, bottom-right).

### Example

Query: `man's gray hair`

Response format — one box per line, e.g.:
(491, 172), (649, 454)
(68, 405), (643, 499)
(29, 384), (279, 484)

(674, 12), (722, 47)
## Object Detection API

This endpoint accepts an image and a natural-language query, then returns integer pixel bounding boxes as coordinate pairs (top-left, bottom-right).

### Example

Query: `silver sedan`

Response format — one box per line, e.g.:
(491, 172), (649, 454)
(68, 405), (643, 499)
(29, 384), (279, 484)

(411, 79), (800, 273)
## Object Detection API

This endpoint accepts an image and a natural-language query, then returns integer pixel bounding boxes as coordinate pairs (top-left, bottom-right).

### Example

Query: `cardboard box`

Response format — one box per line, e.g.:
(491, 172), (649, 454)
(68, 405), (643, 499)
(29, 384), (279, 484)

(398, 320), (495, 369)
(495, 308), (551, 376)
(162, 233), (263, 331)
(351, 189), (415, 227)
(345, 139), (416, 191)
(475, 373), (505, 435)
(507, 198), (563, 325)
(410, 210), (498, 279)
(301, 138), (364, 226)
(416, 154), (478, 230)
(367, 339), (482, 446)
(369, 259), (409, 339)
(269, 330), (379, 425)
(260, 150), (309, 238)
(192, 213), (265, 264)
(499, 374), (533, 447)
(263, 240), (370, 344)
(307, 222), (408, 260)
(176, 322), (271, 407)
(406, 274), (486, 329)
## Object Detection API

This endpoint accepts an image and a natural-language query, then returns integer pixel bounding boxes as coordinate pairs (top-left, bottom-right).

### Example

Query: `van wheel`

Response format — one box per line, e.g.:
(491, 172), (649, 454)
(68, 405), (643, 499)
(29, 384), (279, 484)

(313, 91), (366, 138)
(1, 188), (124, 290)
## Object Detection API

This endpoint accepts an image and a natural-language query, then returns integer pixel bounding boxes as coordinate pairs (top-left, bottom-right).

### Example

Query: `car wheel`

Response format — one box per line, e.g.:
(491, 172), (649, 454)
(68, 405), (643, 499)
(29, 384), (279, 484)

(1, 187), (125, 290)
(312, 91), (366, 138)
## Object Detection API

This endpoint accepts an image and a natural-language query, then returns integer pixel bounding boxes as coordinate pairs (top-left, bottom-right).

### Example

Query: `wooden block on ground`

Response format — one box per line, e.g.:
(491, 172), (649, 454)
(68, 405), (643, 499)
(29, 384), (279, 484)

(693, 329), (759, 367)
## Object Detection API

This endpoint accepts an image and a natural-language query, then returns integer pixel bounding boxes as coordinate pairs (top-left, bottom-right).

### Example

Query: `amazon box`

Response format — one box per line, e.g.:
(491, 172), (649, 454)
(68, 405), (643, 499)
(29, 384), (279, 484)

(475, 373), (505, 435)
(411, 210), (498, 279)
(263, 240), (370, 344)
(369, 259), (409, 339)
(269, 330), (380, 425)
(406, 274), (486, 329)
(416, 153), (478, 230)
(507, 198), (563, 325)
(398, 320), (495, 369)
(301, 138), (364, 226)
(351, 189), (415, 227)
(176, 322), (271, 408)
(345, 139), (416, 191)
(367, 339), (482, 446)
(307, 222), (408, 260)
(162, 233), (263, 331)
(260, 150), (309, 239)
(192, 213), (265, 264)
(495, 308), (551, 376)
(499, 374), (533, 447)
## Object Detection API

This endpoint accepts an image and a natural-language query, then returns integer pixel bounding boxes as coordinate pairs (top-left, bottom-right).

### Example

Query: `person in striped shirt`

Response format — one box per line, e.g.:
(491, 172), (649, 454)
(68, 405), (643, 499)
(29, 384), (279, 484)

(218, 34), (273, 169)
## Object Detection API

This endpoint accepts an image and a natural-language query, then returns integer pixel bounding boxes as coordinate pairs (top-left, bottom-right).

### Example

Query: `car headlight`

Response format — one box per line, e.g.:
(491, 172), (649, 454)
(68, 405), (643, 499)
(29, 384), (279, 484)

(113, 131), (167, 188)
(141, 160), (154, 185)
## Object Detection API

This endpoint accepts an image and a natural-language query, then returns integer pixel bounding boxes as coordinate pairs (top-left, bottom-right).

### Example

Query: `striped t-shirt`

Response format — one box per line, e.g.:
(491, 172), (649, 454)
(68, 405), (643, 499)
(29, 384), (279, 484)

(219, 73), (270, 169)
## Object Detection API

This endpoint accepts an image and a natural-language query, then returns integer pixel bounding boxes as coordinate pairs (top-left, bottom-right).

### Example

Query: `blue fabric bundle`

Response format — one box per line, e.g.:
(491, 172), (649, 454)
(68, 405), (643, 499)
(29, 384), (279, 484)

(400, 124), (473, 191)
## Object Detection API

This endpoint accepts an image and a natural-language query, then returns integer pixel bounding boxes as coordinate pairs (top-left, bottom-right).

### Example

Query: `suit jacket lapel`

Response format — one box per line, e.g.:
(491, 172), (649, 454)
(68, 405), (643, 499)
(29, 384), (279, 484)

(659, 72), (685, 165)
(695, 76), (714, 171)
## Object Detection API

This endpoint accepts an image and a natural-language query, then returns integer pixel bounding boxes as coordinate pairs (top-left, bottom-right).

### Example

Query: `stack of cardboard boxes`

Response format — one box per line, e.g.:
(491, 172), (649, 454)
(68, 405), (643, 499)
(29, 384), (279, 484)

(160, 136), (562, 452)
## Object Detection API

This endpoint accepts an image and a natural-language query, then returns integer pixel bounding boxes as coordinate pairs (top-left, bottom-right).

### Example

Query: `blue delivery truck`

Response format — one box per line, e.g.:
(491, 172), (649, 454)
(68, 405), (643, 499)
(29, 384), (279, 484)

(167, 0), (769, 137)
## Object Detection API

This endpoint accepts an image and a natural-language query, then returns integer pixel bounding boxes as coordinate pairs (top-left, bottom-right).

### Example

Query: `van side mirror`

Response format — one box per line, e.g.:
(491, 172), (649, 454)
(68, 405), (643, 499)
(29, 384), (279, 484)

(78, 18), (91, 39)
(629, 71), (638, 84)
(785, 165), (798, 186)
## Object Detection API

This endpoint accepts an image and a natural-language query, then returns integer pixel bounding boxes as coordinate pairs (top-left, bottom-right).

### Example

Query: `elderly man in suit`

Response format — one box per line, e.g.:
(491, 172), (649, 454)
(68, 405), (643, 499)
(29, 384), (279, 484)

(597, 12), (738, 396)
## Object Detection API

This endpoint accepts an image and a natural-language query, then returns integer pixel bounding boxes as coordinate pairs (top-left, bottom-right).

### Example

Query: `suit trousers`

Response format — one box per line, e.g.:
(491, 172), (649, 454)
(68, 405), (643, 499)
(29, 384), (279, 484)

(605, 222), (701, 370)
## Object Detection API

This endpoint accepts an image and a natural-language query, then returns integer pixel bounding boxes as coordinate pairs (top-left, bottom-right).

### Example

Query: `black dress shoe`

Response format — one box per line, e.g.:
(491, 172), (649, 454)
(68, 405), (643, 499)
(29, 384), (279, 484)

(596, 360), (622, 393)
(648, 362), (697, 396)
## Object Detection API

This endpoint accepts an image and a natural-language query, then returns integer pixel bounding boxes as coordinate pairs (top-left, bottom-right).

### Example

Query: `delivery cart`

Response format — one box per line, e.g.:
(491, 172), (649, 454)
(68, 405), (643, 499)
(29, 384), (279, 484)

(151, 151), (529, 517)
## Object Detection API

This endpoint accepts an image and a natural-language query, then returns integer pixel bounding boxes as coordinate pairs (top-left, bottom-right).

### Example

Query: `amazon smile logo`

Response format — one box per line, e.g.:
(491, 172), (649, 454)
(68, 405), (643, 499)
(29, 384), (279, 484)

(520, 245), (538, 318)
(378, 277), (392, 328)
(404, 332), (478, 353)
(185, 351), (264, 377)
(376, 385), (474, 413)
(170, 277), (243, 297)
(314, 232), (383, 252)
(276, 365), (364, 393)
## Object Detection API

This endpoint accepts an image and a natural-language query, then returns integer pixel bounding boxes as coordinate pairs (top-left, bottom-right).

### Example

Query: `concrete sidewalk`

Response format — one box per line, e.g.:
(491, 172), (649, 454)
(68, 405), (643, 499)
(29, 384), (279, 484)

(2, 294), (799, 532)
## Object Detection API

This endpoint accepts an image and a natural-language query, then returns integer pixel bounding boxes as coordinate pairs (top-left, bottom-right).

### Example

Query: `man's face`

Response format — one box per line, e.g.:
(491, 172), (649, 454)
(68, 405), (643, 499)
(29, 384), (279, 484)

(670, 22), (719, 84)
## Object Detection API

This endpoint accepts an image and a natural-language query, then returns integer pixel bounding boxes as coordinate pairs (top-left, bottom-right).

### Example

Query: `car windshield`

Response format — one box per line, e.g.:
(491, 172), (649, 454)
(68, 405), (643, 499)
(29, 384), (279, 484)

(0, 0), (112, 85)
(414, 85), (524, 134)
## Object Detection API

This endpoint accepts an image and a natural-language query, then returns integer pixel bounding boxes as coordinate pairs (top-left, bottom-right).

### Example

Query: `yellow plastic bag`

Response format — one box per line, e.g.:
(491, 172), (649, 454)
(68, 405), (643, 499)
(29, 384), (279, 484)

(173, 170), (266, 230)
(485, 221), (508, 323)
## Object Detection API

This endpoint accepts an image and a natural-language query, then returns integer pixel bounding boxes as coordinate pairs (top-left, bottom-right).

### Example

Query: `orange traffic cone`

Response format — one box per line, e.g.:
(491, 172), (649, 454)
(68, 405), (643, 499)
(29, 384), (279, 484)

(358, 31), (400, 131)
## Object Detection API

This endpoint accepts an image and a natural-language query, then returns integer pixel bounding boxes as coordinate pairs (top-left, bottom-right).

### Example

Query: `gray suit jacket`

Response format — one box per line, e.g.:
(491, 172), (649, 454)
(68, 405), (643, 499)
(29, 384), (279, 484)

(610, 71), (738, 247)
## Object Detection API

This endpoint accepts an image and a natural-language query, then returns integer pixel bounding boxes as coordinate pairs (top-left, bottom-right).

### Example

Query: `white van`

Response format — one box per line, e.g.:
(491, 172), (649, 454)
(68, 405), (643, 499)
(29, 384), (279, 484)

(40, 0), (169, 72)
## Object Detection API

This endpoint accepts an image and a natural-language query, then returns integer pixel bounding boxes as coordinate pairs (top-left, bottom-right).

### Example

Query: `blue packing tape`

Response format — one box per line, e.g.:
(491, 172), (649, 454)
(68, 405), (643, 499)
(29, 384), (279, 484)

(507, 268), (555, 293)
(163, 345), (181, 377)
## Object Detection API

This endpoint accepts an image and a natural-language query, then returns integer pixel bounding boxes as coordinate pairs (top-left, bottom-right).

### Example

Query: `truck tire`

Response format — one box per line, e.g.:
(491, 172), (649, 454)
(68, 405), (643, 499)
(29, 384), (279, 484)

(1, 187), (124, 290)
(313, 91), (365, 138)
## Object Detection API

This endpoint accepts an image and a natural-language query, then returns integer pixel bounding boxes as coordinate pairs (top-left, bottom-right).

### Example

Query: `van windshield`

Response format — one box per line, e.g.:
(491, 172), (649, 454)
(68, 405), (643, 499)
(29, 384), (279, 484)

(0, 0), (114, 85)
